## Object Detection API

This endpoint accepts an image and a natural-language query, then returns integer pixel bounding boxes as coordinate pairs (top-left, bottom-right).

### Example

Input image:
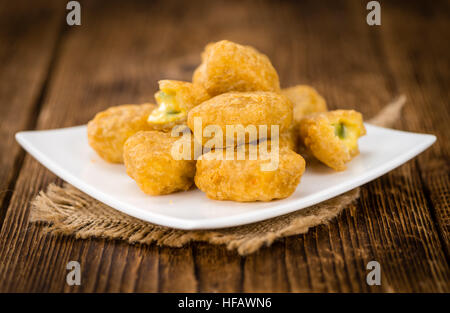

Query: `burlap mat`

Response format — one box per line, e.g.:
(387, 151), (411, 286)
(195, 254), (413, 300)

(29, 96), (405, 255)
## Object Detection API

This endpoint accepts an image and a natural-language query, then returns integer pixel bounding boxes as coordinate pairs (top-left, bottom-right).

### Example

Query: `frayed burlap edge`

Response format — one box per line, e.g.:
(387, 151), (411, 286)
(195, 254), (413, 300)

(29, 96), (405, 255)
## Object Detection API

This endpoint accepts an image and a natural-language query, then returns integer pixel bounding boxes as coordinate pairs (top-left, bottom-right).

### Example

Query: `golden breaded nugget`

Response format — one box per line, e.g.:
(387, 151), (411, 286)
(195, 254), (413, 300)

(123, 130), (196, 195)
(280, 126), (299, 151)
(187, 91), (293, 147)
(192, 40), (280, 96)
(192, 43), (214, 87)
(299, 110), (366, 171)
(195, 143), (306, 201)
(147, 80), (210, 130)
(282, 85), (327, 124)
(87, 104), (156, 163)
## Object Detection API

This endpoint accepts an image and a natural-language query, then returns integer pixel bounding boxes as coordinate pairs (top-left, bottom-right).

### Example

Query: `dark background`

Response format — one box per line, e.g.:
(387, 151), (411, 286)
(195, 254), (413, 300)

(0, 0), (448, 292)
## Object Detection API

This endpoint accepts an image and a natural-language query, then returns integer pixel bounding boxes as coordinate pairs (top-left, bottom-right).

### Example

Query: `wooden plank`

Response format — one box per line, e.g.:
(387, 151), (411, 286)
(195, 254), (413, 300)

(351, 0), (449, 291)
(0, 0), (448, 292)
(0, 0), (63, 228)
(243, 242), (291, 292)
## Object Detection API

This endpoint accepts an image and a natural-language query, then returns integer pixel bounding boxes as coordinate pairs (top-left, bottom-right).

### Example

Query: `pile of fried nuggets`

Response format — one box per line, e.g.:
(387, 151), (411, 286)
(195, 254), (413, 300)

(87, 40), (366, 202)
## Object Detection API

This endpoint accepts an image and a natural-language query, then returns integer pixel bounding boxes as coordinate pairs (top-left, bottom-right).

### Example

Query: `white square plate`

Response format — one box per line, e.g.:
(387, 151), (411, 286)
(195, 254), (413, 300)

(16, 124), (435, 230)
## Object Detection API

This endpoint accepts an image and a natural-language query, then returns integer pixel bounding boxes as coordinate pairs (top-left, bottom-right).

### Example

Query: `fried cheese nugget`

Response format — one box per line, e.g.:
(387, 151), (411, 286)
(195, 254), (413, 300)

(280, 126), (299, 151)
(187, 91), (293, 147)
(299, 110), (366, 171)
(123, 130), (196, 195)
(195, 143), (306, 202)
(192, 40), (280, 96)
(87, 103), (156, 163)
(282, 85), (327, 125)
(147, 80), (210, 130)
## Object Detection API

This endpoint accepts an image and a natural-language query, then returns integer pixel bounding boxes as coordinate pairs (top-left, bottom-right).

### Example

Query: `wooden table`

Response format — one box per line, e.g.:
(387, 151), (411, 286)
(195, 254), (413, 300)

(0, 0), (448, 293)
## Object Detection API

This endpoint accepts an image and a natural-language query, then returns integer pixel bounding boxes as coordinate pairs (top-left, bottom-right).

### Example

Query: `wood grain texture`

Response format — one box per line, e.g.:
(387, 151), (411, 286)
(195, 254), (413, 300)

(0, 0), (63, 229)
(0, 0), (448, 293)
